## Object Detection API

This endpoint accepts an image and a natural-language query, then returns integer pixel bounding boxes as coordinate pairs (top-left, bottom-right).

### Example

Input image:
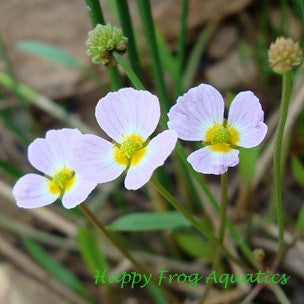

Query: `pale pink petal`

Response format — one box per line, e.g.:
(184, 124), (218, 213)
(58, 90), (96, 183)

(28, 128), (82, 175)
(13, 174), (58, 208)
(28, 138), (58, 175)
(124, 130), (177, 190)
(95, 88), (160, 143)
(45, 128), (82, 168)
(72, 134), (125, 183)
(228, 91), (267, 148)
(61, 174), (96, 209)
(187, 147), (239, 175)
(168, 84), (224, 141)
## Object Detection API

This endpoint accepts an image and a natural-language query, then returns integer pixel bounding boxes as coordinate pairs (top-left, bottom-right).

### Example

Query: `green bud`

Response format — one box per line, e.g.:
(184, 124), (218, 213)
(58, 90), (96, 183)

(86, 24), (128, 66)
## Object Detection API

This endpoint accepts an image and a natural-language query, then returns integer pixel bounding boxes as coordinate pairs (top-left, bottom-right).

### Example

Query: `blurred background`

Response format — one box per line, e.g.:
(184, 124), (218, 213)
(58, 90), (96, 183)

(1, 0), (304, 303)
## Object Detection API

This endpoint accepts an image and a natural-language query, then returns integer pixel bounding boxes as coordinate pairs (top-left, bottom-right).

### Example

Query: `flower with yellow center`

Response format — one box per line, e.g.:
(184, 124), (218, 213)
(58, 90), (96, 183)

(13, 129), (97, 209)
(168, 84), (267, 175)
(47, 167), (75, 196)
(74, 88), (178, 190)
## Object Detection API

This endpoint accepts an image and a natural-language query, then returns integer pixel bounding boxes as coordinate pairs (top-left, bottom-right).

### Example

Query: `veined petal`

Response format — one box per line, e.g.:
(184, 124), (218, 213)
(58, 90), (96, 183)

(168, 84), (224, 141)
(72, 134), (125, 183)
(95, 88), (160, 143)
(46, 128), (83, 168)
(227, 91), (267, 148)
(61, 174), (96, 209)
(28, 128), (82, 175)
(13, 174), (58, 208)
(187, 147), (239, 175)
(125, 130), (177, 190)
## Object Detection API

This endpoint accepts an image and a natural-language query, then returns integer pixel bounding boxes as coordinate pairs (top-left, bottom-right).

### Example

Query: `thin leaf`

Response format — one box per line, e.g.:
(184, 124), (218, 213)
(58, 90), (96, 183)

(291, 156), (304, 187)
(0, 111), (30, 145)
(78, 227), (107, 274)
(155, 30), (178, 85)
(24, 238), (92, 301)
(175, 232), (213, 262)
(147, 284), (169, 304)
(0, 158), (23, 178)
(239, 147), (260, 183)
(183, 21), (217, 89)
(109, 211), (191, 232)
(17, 41), (82, 69)
(296, 203), (304, 232)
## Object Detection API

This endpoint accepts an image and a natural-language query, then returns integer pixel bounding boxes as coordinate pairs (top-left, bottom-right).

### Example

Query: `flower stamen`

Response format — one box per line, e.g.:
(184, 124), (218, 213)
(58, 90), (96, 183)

(48, 168), (75, 195)
(205, 123), (239, 152)
(114, 134), (147, 166)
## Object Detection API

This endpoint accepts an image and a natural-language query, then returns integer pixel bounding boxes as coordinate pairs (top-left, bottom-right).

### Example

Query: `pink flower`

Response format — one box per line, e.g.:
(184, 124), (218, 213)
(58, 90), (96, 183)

(13, 129), (97, 209)
(74, 88), (177, 190)
(168, 84), (267, 175)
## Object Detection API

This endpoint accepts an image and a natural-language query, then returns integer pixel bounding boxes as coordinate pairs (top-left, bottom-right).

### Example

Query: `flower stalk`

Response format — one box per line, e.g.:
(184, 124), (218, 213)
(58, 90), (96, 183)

(273, 71), (292, 265)
(199, 172), (228, 304)
(219, 172), (229, 249)
(113, 52), (144, 89)
(150, 176), (249, 271)
(78, 203), (179, 303)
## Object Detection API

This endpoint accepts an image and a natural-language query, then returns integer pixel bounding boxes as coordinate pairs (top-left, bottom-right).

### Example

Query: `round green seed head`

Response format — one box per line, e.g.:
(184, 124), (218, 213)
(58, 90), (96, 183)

(86, 23), (128, 66)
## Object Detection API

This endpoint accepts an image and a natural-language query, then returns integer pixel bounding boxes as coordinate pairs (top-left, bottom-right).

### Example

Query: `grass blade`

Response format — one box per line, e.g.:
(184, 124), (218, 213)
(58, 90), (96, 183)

(24, 238), (92, 301)
(17, 41), (82, 69)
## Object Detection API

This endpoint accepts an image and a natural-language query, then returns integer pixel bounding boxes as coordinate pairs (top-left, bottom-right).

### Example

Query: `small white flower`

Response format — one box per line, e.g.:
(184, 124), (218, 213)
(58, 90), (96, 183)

(13, 129), (97, 209)
(74, 88), (177, 190)
(168, 84), (268, 175)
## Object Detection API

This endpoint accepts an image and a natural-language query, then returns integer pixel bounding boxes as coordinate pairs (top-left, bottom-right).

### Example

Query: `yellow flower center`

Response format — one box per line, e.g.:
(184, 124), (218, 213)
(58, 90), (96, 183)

(114, 134), (147, 166)
(48, 167), (75, 195)
(205, 123), (239, 152)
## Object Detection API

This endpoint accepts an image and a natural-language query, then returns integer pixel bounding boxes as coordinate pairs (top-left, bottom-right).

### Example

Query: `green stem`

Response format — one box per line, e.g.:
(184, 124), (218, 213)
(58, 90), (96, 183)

(150, 177), (250, 271)
(200, 172), (228, 304)
(85, 0), (105, 25)
(78, 203), (178, 303)
(85, 0), (123, 90)
(113, 52), (144, 89)
(136, 0), (170, 110)
(108, 67), (123, 91)
(273, 71), (292, 265)
(175, 143), (258, 268)
(115, 0), (142, 78)
(176, 0), (189, 96)
(79, 204), (143, 270)
(219, 172), (229, 244)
